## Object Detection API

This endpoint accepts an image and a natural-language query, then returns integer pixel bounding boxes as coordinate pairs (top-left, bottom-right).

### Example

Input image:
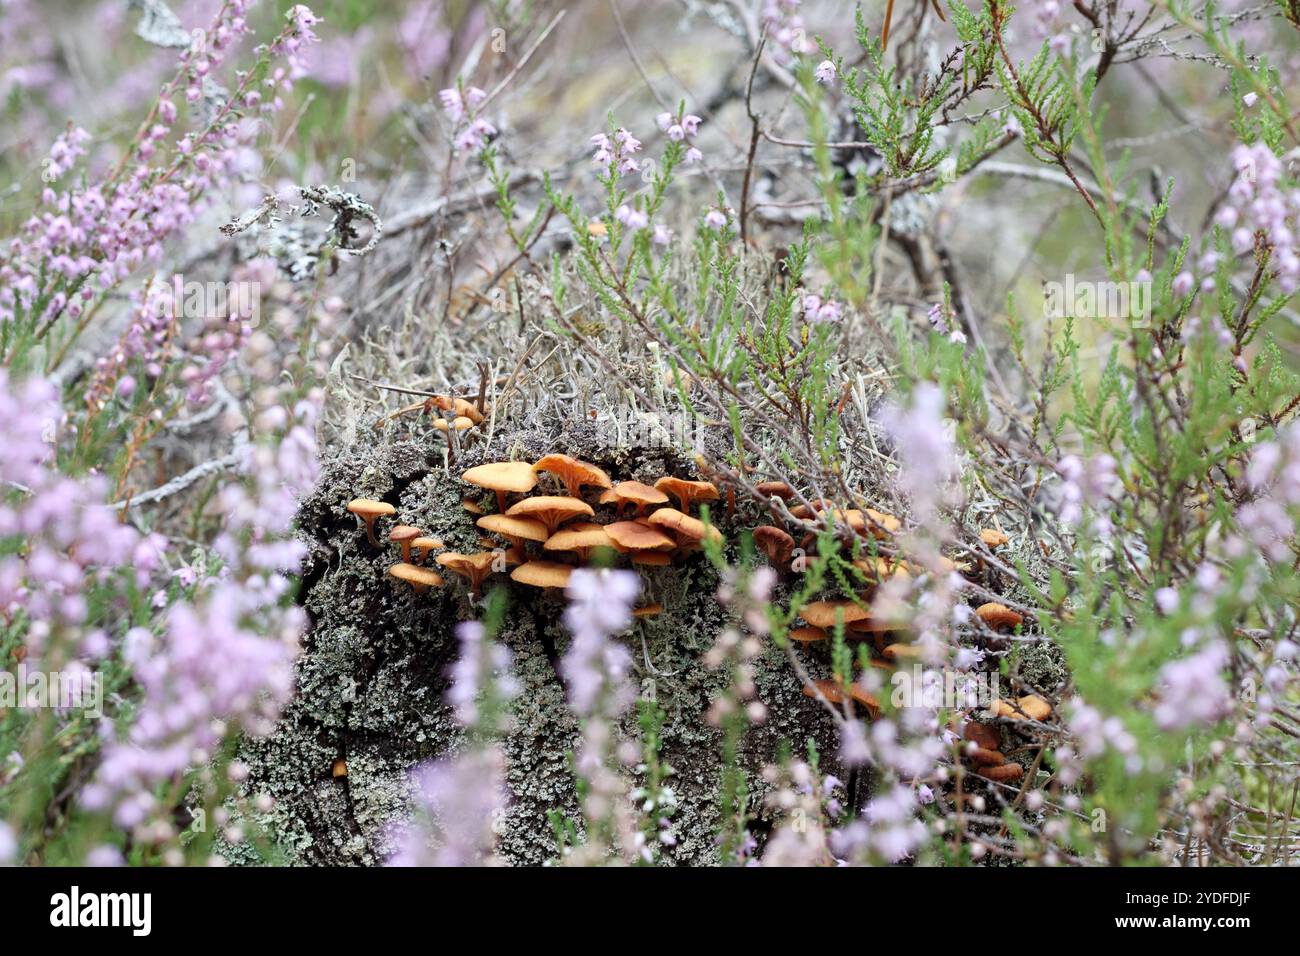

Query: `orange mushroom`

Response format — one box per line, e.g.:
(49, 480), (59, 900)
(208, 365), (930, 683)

(632, 551), (672, 567)
(347, 499), (396, 547)
(802, 678), (880, 718)
(799, 599), (871, 630)
(509, 560), (574, 590)
(752, 525), (795, 571)
(389, 524), (422, 563)
(789, 625), (828, 643)
(976, 602), (1024, 631)
(506, 496), (594, 534)
(756, 480), (795, 500)
(654, 476), (720, 513)
(992, 694), (1052, 722)
(545, 522), (615, 561)
(411, 536), (444, 564)
(977, 763), (1025, 783)
(532, 453), (612, 498)
(477, 514), (549, 563)
(979, 528), (1009, 548)
(605, 520), (676, 554)
(462, 461), (539, 513)
(388, 562), (445, 594)
(599, 480), (669, 517)
(645, 507), (723, 552)
(436, 552), (500, 598)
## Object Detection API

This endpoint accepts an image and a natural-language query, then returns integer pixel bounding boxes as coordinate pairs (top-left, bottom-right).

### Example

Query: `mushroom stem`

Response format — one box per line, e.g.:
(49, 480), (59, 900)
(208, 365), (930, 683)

(495, 490), (507, 513)
(400, 541), (413, 562)
(363, 519), (380, 548)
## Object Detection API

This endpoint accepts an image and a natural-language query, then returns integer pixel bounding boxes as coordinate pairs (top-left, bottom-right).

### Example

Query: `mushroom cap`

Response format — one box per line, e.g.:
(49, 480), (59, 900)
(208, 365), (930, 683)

(654, 476), (720, 510)
(477, 513), (549, 543)
(965, 746), (1005, 767)
(533, 453), (612, 494)
(389, 524), (422, 544)
(411, 536), (443, 554)
(752, 525), (795, 562)
(645, 507), (722, 546)
(545, 522), (615, 553)
(601, 480), (669, 510)
(977, 763), (1024, 783)
(964, 721), (1002, 752)
(462, 497), (485, 515)
(992, 694), (1051, 721)
(800, 599), (871, 629)
(789, 625), (828, 643)
(845, 616), (896, 634)
(802, 678), (880, 717)
(882, 643), (927, 661)
(434, 416), (475, 432)
(632, 551), (672, 567)
(976, 602), (1024, 631)
(347, 498), (395, 518)
(852, 557), (912, 584)
(452, 397), (485, 424)
(756, 480), (795, 500)
(979, 528), (1009, 548)
(506, 495), (595, 531)
(388, 562), (445, 588)
(462, 461), (539, 495)
(331, 758), (348, 778)
(509, 560), (574, 588)
(436, 551), (498, 584)
(605, 520), (675, 553)
(862, 508), (901, 536)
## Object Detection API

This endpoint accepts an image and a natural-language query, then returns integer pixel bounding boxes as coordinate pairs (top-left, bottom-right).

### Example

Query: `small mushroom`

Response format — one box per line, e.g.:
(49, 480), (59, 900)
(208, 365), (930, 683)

(799, 599), (871, 630)
(462, 461), (539, 513)
(976, 602), (1024, 631)
(545, 521), (615, 562)
(332, 759), (348, 779)
(963, 721), (1002, 752)
(789, 625), (828, 643)
(645, 507), (723, 552)
(882, 643), (927, 661)
(755, 480), (795, 500)
(506, 495), (595, 534)
(510, 559), (574, 590)
(599, 480), (669, 517)
(436, 552), (500, 598)
(389, 524), (422, 563)
(654, 476), (720, 514)
(532, 453), (612, 498)
(992, 694), (1052, 722)
(752, 525), (795, 572)
(633, 604), (663, 618)
(976, 763), (1024, 783)
(347, 498), (396, 547)
(964, 745), (1005, 767)
(462, 497), (485, 516)
(605, 520), (676, 555)
(802, 678), (880, 719)
(411, 536), (444, 564)
(478, 514), (549, 563)
(979, 528), (1009, 548)
(433, 416), (475, 433)
(389, 562), (445, 594)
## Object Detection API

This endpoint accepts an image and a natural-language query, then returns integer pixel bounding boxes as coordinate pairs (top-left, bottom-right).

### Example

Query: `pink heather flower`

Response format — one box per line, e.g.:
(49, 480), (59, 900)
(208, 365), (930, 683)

(446, 620), (517, 729)
(615, 204), (648, 230)
(684, 146), (703, 164)
(878, 383), (957, 519)
(814, 60), (836, 84)
(438, 88), (465, 122)
(1056, 453), (1121, 535)
(1243, 92), (1258, 108)
(1153, 641), (1233, 730)
(388, 747), (508, 866)
(591, 127), (642, 176)
(0, 822), (14, 864)
(562, 568), (639, 717)
(1172, 272), (1194, 297)
(652, 224), (673, 245)
(704, 206), (731, 229)
(926, 302), (966, 344)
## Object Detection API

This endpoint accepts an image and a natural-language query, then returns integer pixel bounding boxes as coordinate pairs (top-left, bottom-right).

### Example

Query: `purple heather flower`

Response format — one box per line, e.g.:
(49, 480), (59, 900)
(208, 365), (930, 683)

(814, 60), (836, 84)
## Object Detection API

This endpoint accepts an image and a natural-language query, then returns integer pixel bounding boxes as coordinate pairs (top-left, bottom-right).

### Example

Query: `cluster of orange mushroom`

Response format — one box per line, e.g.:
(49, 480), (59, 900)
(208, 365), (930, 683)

(748, 492), (1046, 782)
(346, 453), (726, 601)
(380, 391), (490, 438)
